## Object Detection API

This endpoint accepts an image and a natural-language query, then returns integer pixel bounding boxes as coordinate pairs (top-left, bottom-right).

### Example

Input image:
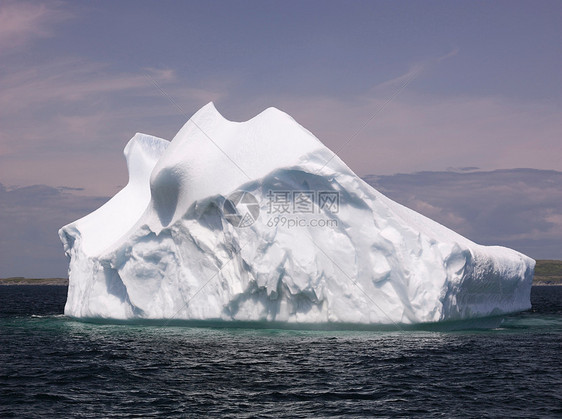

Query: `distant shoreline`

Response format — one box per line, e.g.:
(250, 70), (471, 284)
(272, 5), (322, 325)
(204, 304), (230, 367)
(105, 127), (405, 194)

(0, 277), (69, 286)
(533, 282), (562, 286)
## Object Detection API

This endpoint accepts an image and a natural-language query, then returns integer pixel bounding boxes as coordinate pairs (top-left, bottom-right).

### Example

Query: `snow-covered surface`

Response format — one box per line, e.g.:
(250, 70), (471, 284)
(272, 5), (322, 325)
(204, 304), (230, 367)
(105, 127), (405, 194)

(59, 103), (534, 324)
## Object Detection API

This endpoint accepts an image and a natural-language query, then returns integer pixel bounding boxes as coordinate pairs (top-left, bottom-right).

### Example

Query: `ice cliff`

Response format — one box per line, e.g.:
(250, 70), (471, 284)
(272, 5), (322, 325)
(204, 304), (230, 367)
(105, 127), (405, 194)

(59, 103), (534, 324)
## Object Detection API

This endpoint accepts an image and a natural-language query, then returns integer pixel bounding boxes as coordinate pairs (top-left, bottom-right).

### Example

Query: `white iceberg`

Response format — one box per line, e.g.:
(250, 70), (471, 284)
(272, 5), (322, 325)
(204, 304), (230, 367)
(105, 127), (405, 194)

(59, 103), (534, 324)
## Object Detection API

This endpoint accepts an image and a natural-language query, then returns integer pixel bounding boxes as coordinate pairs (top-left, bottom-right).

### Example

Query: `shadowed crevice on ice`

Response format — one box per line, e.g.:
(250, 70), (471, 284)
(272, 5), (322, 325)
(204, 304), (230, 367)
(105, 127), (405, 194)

(59, 103), (534, 325)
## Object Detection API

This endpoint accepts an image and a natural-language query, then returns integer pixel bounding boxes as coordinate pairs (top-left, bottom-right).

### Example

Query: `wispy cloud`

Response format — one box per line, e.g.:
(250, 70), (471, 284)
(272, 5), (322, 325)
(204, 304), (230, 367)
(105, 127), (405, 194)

(0, 0), (70, 54)
(1, 60), (179, 114)
(0, 58), (225, 194)
(373, 48), (459, 91)
(0, 3), (559, 200)
(373, 63), (424, 91)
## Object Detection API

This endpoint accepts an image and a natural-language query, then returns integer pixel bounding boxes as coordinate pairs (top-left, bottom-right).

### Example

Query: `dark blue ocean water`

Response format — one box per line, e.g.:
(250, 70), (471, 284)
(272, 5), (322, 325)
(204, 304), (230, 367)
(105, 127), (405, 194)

(0, 286), (560, 418)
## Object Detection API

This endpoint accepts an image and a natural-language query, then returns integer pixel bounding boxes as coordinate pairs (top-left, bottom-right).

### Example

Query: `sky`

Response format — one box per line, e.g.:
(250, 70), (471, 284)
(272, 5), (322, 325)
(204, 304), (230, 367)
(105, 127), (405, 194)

(0, 0), (561, 277)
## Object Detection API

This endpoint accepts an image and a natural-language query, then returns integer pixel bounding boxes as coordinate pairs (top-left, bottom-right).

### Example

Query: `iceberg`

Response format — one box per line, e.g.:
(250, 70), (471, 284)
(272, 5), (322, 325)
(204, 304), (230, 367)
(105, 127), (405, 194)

(59, 103), (534, 324)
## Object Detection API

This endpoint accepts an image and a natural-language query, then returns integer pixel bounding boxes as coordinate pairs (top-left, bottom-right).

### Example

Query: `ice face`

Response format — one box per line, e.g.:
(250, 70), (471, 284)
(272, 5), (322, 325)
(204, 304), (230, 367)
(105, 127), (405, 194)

(59, 103), (534, 323)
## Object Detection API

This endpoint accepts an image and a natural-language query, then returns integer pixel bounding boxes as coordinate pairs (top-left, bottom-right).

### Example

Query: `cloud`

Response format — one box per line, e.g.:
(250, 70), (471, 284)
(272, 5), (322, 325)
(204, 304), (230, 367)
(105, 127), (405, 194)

(1, 29), (559, 196)
(373, 48), (459, 91)
(363, 169), (562, 259)
(0, 60), (181, 115)
(0, 59), (225, 194)
(0, 0), (70, 54)
(0, 183), (108, 277)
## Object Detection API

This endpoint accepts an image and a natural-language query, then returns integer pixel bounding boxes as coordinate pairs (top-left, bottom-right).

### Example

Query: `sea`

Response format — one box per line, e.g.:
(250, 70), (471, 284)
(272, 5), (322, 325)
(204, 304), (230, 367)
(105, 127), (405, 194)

(1, 286), (560, 418)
